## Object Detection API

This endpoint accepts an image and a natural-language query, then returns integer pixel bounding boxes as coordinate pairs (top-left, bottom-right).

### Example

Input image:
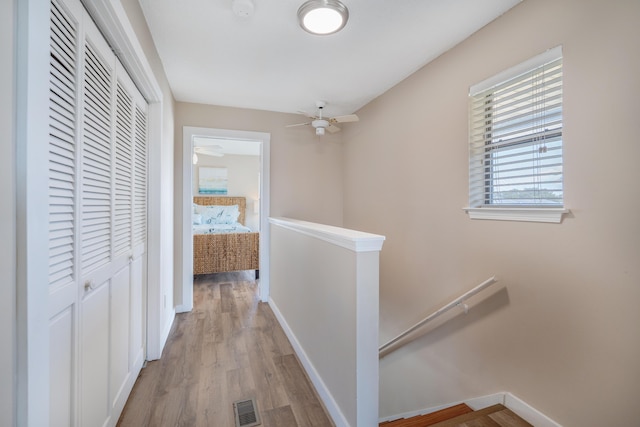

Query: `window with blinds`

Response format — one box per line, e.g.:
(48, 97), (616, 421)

(469, 47), (563, 208)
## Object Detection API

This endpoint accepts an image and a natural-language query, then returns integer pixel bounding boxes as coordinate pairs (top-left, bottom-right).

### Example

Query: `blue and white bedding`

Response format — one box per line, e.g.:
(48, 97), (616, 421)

(193, 223), (252, 235)
(192, 203), (253, 234)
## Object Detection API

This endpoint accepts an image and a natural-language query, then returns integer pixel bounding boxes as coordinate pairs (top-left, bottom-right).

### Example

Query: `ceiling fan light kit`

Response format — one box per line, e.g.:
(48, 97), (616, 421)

(286, 100), (359, 135)
(297, 0), (349, 35)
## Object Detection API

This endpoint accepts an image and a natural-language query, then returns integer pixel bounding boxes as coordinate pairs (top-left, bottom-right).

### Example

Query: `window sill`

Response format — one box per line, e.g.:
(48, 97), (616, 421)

(463, 207), (570, 223)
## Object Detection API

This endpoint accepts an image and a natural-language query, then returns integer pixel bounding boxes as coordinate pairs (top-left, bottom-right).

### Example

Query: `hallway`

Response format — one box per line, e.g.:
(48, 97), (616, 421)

(117, 272), (334, 426)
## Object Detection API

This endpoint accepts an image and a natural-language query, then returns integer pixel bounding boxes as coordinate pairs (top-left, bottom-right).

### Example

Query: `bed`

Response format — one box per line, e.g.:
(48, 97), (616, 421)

(192, 196), (259, 275)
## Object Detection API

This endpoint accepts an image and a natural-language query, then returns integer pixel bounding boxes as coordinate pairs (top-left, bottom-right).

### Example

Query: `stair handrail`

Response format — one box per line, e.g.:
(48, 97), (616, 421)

(379, 276), (498, 354)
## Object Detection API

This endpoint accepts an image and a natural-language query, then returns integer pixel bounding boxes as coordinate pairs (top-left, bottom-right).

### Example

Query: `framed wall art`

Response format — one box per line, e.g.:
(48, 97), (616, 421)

(198, 166), (228, 195)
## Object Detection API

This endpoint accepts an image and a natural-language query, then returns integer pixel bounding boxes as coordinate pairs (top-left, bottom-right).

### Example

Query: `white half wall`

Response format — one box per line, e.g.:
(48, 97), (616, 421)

(269, 217), (384, 427)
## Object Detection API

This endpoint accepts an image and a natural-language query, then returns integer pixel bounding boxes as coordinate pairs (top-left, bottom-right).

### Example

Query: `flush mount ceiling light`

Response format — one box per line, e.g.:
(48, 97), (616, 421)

(297, 0), (349, 35)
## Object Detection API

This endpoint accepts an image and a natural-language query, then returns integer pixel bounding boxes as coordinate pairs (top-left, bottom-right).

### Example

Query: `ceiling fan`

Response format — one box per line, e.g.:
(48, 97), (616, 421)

(193, 145), (224, 164)
(286, 101), (359, 135)
(194, 145), (224, 157)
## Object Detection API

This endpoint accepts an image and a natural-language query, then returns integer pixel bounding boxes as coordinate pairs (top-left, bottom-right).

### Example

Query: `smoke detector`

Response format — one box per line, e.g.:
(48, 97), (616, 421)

(232, 0), (255, 18)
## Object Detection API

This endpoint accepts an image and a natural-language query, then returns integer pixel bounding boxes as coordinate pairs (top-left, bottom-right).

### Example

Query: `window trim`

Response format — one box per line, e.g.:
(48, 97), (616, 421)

(464, 207), (569, 223)
(465, 46), (570, 223)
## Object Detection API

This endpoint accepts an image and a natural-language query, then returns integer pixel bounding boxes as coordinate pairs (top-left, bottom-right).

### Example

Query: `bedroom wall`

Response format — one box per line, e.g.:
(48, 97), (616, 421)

(193, 154), (261, 231)
(0, 0), (16, 425)
(342, 0), (640, 425)
(175, 102), (344, 226)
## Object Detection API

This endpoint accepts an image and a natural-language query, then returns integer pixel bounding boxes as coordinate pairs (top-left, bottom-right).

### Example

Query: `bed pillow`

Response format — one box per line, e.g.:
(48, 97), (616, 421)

(198, 204), (240, 224)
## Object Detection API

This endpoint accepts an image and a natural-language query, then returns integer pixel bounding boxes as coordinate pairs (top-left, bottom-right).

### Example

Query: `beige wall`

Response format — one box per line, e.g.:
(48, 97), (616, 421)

(174, 102), (344, 242)
(193, 154), (260, 230)
(343, 0), (640, 425)
(1, 0), (15, 424)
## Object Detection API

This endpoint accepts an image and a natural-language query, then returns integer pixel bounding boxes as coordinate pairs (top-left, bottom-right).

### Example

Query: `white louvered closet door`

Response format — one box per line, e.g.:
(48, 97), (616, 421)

(48, 0), (148, 426)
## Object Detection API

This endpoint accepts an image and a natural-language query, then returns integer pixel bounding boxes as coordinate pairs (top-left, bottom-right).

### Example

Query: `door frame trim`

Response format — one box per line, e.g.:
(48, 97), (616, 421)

(178, 126), (271, 312)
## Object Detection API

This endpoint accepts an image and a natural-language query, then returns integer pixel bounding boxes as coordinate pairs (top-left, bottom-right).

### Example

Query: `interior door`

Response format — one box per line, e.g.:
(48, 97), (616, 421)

(48, 0), (148, 425)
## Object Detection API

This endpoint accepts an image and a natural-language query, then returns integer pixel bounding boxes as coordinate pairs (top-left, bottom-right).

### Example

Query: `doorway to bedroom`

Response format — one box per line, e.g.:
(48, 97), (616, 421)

(180, 126), (271, 312)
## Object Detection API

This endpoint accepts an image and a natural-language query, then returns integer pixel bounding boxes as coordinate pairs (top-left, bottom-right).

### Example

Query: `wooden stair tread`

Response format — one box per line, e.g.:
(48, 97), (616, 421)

(381, 403), (533, 427)
(488, 408), (534, 427)
(429, 404), (533, 427)
(380, 403), (474, 427)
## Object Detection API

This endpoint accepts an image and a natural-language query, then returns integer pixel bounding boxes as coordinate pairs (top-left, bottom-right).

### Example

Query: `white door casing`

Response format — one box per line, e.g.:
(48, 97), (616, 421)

(179, 126), (271, 313)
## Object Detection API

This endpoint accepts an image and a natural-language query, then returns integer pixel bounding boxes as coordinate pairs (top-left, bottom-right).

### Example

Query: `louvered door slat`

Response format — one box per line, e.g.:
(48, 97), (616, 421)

(81, 41), (112, 275)
(49, 72), (74, 98)
(114, 82), (133, 255)
(133, 105), (147, 246)
(49, 0), (77, 289)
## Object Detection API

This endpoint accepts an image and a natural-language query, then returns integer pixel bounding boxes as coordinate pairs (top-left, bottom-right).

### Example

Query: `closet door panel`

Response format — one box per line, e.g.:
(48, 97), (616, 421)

(80, 281), (110, 427)
(129, 73), (148, 371)
(110, 265), (131, 407)
(79, 14), (115, 427)
(49, 307), (74, 427)
(48, 0), (150, 425)
(130, 255), (144, 367)
(49, 0), (78, 292)
(81, 28), (113, 277)
(132, 103), (147, 251)
(114, 80), (133, 257)
(48, 1), (81, 426)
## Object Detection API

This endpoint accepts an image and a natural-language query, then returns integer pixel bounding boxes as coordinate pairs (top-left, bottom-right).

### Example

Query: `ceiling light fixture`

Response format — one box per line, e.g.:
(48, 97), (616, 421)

(297, 0), (349, 35)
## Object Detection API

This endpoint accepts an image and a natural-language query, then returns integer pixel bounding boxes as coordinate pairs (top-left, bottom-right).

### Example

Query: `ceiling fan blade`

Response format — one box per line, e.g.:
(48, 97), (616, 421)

(331, 114), (359, 123)
(327, 124), (341, 133)
(195, 147), (224, 157)
(285, 121), (311, 128)
(297, 110), (317, 119)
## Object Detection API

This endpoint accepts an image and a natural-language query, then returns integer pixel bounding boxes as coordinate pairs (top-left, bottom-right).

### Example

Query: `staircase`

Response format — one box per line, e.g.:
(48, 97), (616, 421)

(379, 403), (533, 427)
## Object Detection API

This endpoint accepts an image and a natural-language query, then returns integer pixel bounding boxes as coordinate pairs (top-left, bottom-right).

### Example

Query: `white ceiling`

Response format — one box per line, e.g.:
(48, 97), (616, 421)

(139, 0), (521, 118)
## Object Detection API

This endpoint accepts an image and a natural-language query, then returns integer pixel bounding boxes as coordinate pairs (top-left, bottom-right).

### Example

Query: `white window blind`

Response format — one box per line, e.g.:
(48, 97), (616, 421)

(469, 47), (563, 208)
(49, 0), (78, 289)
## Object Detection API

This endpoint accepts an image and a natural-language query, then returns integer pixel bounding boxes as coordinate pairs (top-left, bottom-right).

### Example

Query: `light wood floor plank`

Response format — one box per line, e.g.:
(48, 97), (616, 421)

(117, 271), (334, 427)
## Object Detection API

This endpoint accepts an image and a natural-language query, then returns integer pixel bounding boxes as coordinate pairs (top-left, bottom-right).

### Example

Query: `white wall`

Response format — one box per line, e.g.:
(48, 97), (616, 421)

(193, 154), (260, 231)
(0, 1), (16, 425)
(343, 0), (640, 425)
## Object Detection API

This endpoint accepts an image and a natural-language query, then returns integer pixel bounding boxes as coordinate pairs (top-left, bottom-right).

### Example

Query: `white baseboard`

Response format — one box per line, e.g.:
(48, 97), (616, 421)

(268, 298), (350, 427)
(504, 392), (563, 427)
(379, 392), (562, 427)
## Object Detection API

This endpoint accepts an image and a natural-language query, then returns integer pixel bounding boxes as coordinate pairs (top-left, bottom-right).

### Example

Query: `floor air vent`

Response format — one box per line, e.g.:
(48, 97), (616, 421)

(233, 398), (261, 427)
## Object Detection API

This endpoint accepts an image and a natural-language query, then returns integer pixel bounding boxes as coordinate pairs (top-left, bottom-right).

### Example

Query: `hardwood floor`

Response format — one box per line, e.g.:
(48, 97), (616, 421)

(117, 271), (334, 427)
